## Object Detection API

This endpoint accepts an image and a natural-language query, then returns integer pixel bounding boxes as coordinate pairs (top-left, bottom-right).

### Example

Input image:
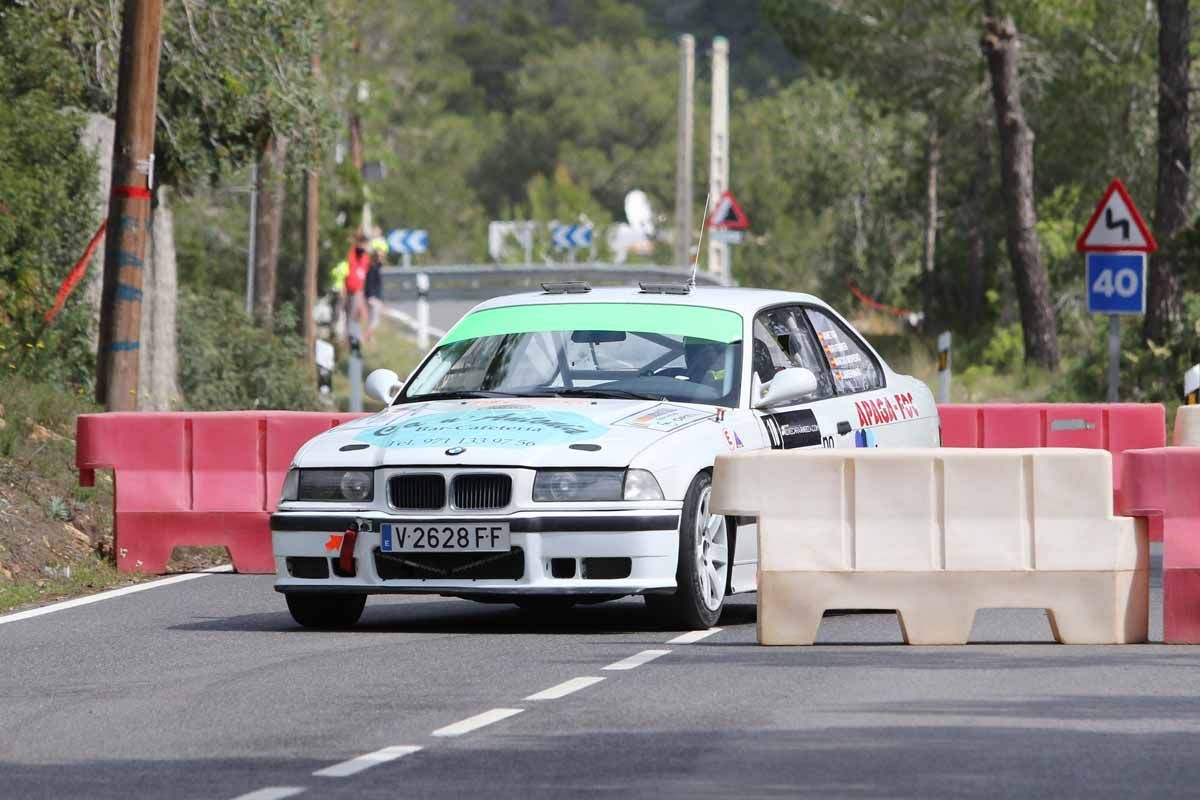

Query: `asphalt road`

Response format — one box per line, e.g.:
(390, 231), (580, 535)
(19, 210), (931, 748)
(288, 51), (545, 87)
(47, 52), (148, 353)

(2, 547), (1198, 799)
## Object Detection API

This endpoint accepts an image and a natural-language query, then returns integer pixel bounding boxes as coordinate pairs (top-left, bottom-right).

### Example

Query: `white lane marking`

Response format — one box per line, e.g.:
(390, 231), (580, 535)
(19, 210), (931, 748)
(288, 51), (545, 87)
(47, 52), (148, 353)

(667, 627), (723, 645)
(602, 649), (671, 671)
(432, 707), (524, 737)
(382, 306), (448, 339)
(524, 676), (605, 701)
(231, 787), (305, 800)
(0, 565), (233, 627)
(314, 745), (421, 778)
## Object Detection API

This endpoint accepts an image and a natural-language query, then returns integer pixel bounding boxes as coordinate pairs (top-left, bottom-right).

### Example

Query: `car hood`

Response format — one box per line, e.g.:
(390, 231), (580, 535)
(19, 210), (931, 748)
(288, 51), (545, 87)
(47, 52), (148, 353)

(294, 398), (719, 469)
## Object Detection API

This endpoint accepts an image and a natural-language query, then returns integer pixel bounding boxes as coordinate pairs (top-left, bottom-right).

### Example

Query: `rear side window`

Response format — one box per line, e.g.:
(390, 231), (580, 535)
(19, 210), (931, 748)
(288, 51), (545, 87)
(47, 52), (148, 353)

(804, 308), (884, 394)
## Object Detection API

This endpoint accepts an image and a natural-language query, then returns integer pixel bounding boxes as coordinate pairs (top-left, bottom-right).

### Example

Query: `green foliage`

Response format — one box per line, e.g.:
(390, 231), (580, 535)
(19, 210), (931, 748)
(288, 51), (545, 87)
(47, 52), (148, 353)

(9, 0), (336, 189)
(730, 79), (924, 303)
(176, 287), (317, 410)
(0, 24), (99, 389)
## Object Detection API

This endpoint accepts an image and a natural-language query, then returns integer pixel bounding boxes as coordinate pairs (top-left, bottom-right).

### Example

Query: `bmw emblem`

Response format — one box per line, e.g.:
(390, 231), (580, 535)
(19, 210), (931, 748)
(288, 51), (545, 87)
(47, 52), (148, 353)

(445, 446), (466, 456)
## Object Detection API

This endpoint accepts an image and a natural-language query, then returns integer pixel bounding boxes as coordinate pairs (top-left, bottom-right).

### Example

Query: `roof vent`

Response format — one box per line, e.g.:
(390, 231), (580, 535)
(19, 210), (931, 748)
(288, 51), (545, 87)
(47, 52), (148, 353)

(638, 282), (691, 295)
(541, 281), (591, 294)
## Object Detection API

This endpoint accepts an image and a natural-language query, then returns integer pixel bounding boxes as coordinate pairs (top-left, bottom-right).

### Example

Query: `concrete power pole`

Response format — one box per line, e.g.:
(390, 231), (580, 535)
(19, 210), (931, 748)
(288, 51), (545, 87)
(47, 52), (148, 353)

(707, 36), (730, 282)
(96, 0), (164, 410)
(303, 54), (321, 373)
(673, 34), (695, 269)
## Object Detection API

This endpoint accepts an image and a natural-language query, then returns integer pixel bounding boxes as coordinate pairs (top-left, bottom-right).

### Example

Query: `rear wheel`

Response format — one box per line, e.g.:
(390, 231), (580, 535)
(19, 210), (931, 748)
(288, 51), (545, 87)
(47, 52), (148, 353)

(644, 472), (729, 630)
(285, 592), (366, 629)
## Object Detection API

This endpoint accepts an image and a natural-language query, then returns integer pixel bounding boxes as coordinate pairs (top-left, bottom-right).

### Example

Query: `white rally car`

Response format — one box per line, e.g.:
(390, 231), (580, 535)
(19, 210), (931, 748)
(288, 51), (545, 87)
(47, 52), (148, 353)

(273, 284), (939, 629)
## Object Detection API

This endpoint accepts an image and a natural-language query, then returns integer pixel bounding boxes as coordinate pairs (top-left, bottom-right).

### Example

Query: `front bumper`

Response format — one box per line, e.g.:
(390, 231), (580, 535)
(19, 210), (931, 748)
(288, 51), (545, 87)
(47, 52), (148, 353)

(271, 509), (682, 596)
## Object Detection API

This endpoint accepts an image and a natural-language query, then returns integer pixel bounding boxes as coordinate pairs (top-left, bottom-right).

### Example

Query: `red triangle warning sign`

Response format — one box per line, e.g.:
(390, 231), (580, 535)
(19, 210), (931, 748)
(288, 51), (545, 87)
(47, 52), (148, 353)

(1076, 179), (1157, 253)
(706, 190), (750, 230)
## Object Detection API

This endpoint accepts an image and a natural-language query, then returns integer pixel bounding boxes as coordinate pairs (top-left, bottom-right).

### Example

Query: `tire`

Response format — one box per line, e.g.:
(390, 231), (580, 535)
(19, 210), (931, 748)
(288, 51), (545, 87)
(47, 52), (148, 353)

(285, 592), (366, 629)
(644, 471), (730, 630)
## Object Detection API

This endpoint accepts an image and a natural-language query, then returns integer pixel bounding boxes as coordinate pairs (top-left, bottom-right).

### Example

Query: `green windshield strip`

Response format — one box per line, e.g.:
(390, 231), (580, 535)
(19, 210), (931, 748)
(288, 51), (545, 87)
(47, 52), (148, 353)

(438, 303), (744, 346)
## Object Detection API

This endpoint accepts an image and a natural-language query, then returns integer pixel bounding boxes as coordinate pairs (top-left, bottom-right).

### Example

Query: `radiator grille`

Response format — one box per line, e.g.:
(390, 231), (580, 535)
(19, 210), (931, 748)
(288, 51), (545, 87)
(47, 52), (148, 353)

(452, 474), (512, 510)
(390, 474), (446, 510)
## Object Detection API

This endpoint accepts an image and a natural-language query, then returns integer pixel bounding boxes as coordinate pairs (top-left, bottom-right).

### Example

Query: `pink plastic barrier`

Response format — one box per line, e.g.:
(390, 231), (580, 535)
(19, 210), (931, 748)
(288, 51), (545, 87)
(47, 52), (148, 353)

(77, 412), (366, 574)
(939, 403), (1166, 533)
(1120, 447), (1200, 643)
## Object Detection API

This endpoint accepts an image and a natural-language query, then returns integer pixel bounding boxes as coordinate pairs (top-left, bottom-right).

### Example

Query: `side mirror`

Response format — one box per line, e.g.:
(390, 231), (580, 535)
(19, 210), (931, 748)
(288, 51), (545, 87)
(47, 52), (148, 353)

(753, 367), (819, 409)
(365, 368), (402, 404)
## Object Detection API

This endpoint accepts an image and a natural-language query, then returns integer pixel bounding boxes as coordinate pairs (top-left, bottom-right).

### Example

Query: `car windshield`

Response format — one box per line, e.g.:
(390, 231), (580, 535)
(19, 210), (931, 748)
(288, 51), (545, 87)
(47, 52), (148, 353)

(401, 302), (744, 407)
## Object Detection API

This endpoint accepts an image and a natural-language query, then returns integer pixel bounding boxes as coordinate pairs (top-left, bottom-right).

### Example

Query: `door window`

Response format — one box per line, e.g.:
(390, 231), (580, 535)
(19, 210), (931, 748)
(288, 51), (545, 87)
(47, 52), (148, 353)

(803, 308), (884, 394)
(752, 307), (834, 401)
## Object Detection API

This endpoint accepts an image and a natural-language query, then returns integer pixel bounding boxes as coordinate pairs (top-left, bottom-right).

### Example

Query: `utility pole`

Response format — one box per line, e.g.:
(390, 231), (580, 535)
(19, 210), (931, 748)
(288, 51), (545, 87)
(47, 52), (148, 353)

(673, 34), (695, 269)
(303, 54), (321, 373)
(244, 159), (258, 314)
(96, 0), (164, 410)
(707, 36), (730, 282)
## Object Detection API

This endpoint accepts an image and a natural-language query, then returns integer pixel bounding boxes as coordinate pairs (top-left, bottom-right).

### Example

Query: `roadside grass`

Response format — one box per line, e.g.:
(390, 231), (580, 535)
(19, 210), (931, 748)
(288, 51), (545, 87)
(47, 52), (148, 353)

(0, 558), (128, 613)
(0, 377), (129, 614)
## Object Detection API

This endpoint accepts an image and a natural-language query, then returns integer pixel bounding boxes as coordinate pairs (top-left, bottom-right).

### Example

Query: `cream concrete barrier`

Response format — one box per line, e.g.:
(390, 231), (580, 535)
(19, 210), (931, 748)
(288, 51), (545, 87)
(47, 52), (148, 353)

(711, 448), (1148, 645)
(1174, 405), (1200, 446)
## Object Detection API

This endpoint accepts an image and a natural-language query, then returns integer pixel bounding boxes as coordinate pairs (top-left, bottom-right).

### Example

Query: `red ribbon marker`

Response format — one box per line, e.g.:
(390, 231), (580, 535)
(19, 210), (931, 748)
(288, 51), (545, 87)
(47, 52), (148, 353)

(45, 220), (108, 323)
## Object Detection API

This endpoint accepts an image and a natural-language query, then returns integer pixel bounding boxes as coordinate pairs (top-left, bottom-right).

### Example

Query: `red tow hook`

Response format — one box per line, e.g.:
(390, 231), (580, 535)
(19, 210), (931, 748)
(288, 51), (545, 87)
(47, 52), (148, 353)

(338, 526), (358, 577)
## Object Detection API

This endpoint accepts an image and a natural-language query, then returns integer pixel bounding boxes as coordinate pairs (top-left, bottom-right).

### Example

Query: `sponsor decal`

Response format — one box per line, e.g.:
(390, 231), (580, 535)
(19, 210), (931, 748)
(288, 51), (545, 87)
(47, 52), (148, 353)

(325, 534), (344, 553)
(823, 341), (849, 354)
(854, 392), (920, 428)
(354, 409), (608, 449)
(854, 428), (877, 448)
(614, 403), (712, 432)
(721, 428), (745, 452)
(763, 408), (822, 449)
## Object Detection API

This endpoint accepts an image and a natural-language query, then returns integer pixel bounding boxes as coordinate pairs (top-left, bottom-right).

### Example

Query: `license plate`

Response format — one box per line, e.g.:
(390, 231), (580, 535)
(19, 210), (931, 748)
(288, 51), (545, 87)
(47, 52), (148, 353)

(380, 522), (510, 553)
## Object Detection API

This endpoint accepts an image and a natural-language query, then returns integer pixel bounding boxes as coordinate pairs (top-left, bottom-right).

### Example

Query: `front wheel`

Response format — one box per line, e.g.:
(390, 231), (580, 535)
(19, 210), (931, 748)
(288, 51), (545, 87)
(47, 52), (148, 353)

(285, 592), (366, 629)
(644, 472), (730, 629)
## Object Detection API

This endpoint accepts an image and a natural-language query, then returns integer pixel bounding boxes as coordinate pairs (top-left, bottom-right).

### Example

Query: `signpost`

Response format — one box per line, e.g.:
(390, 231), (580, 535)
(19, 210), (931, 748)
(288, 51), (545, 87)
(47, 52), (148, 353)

(705, 190), (749, 281)
(937, 331), (952, 404)
(1076, 179), (1157, 402)
(387, 228), (429, 268)
(550, 223), (593, 264)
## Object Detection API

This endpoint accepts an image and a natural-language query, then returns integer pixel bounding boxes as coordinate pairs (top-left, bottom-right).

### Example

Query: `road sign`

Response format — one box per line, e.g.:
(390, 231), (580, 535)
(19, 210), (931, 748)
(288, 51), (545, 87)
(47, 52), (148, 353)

(1086, 252), (1146, 314)
(551, 224), (592, 249)
(387, 229), (429, 255)
(707, 190), (749, 230)
(709, 229), (743, 244)
(1077, 179), (1157, 253)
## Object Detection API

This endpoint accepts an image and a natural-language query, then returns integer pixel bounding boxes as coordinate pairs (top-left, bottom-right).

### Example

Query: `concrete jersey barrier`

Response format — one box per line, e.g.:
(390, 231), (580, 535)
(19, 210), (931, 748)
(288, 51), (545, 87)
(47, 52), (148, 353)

(711, 448), (1148, 645)
(77, 411), (367, 573)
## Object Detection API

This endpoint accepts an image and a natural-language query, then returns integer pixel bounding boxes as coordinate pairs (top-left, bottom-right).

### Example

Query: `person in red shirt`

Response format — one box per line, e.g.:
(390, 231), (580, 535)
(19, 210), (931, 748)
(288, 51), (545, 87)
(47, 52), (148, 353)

(344, 233), (371, 344)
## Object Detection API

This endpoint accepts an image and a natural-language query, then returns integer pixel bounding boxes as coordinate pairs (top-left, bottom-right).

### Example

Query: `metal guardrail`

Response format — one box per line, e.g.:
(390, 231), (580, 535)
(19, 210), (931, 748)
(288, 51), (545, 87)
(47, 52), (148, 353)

(380, 263), (728, 301)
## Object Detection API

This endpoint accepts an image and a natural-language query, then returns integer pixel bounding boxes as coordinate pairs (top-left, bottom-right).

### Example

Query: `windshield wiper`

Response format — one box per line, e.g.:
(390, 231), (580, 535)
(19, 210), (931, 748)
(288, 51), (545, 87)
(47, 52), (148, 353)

(538, 387), (666, 401)
(402, 390), (518, 402)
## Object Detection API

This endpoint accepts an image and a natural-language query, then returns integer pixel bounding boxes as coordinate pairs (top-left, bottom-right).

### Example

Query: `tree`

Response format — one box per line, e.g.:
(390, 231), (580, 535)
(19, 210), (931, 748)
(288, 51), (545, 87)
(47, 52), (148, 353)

(1144, 0), (1191, 343)
(981, 12), (1059, 369)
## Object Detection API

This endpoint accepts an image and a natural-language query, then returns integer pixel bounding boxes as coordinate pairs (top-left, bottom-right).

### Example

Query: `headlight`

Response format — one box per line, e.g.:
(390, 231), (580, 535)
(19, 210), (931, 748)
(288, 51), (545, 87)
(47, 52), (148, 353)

(533, 469), (624, 502)
(623, 469), (664, 501)
(280, 468), (300, 502)
(297, 469), (374, 502)
(532, 469), (664, 502)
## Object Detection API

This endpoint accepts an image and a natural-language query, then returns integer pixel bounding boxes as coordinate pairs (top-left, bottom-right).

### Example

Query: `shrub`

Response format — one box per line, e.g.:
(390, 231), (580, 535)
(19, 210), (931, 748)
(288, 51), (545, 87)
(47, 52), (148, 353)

(177, 287), (318, 410)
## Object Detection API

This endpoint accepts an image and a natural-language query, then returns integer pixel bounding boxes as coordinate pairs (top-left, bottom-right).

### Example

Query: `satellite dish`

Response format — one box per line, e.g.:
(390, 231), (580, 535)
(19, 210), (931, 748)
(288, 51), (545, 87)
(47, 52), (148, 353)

(624, 190), (655, 236)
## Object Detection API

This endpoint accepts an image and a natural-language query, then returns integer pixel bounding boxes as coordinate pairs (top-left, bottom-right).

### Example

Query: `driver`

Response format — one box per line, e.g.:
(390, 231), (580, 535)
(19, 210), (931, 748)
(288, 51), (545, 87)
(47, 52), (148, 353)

(684, 339), (728, 389)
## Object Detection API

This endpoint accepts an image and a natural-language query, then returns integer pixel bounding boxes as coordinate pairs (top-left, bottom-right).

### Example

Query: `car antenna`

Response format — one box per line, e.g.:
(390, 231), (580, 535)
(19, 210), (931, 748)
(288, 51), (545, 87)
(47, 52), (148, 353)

(688, 191), (713, 289)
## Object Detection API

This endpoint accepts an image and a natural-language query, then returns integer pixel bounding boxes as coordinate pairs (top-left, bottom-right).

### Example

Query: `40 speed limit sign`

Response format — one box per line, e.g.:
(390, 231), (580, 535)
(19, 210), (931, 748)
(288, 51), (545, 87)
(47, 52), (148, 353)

(1086, 252), (1146, 314)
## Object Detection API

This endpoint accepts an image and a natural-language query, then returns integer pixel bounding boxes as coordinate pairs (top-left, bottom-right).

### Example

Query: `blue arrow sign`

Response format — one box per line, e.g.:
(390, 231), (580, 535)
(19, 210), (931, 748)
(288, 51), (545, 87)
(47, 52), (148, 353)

(387, 229), (429, 255)
(551, 224), (593, 249)
(1086, 252), (1146, 314)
